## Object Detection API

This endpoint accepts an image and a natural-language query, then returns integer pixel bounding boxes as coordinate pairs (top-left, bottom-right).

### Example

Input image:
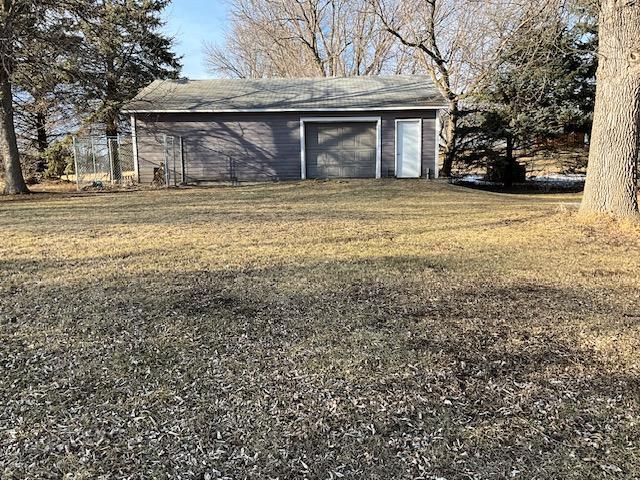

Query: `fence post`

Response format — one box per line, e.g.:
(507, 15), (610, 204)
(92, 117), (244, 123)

(163, 134), (170, 187)
(90, 136), (97, 181)
(107, 137), (115, 184)
(131, 115), (139, 183)
(172, 137), (177, 187)
(117, 134), (123, 181)
(179, 136), (185, 185)
(72, 136), (80, 190)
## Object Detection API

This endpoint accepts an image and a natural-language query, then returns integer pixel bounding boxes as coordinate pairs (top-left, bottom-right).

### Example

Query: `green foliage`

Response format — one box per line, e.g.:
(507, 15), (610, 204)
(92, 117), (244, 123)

(43, 138), (74, 178)
(0, 1), (74, 193)
(73, 0), (181, 135)
(11, 8), (82, 159)
(460, 11), (597, 183)
(4, 0), (179, 190)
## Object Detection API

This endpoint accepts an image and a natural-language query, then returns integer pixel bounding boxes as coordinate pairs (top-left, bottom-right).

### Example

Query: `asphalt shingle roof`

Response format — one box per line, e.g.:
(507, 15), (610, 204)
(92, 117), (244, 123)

(125, 76), (447, 113)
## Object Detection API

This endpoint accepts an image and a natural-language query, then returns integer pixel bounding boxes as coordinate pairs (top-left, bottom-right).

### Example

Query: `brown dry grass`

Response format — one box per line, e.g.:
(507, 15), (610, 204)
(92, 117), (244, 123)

(0, 180), (638, 479)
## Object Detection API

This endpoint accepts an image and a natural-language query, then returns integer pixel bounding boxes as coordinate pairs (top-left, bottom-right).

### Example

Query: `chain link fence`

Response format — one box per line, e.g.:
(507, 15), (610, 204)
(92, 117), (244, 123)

(72, 133), (272, 189)
(72, 136), (136, 189)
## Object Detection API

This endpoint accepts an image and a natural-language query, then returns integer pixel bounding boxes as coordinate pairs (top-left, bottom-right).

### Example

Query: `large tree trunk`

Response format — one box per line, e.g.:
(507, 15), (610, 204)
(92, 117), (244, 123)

(105, 115), (122, 182)
(0, 70), (29, 195)
(441, 100), (459, 178)
(580, 0), (640, 217)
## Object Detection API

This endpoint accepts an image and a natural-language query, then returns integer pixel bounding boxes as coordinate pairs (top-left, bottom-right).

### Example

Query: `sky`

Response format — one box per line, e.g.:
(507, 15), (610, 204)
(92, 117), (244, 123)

(162, 0), (229, 79)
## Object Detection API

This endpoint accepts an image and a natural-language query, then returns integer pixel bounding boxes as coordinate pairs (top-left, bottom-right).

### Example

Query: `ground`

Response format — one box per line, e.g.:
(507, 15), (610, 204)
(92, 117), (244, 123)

(1, 180), (638, 479)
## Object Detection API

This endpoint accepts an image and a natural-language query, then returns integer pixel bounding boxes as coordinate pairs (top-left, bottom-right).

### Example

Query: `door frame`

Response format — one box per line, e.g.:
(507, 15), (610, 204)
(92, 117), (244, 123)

(394, 118), (423, 178)
(300, 116), (382, 179)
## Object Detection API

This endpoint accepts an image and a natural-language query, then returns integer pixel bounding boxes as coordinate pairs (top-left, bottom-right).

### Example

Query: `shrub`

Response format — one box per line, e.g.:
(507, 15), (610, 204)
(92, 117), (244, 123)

(43, 139), (74, 179)
(486, 157), (527, 185)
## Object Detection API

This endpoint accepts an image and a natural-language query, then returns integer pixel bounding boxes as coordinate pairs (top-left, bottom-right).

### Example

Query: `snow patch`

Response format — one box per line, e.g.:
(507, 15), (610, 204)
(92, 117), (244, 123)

(531, 174), (586, 185)
(458, 175), (497, 186)
(457, 173), (586, 187)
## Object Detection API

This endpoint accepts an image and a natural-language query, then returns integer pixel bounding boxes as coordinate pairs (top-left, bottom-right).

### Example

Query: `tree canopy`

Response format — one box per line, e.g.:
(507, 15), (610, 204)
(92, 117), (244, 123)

(460, 12), (597, 184)
(0, 0), (180, 194)
(73, 0), (181, 136)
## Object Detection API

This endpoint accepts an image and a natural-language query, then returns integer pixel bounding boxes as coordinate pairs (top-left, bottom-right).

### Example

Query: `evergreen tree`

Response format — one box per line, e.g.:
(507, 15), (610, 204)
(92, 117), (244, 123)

(12, 14), (81, 172)
(462, 15), (596, 186)
(0, 1), (77, 194)
(1, 0), (180, 193)
(74, 0), (181, 137)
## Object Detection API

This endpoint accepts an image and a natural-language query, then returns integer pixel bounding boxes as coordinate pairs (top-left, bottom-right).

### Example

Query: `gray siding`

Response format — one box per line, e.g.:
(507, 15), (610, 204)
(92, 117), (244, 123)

(134, 110), (438, 184)
(422, 116), (438, 177)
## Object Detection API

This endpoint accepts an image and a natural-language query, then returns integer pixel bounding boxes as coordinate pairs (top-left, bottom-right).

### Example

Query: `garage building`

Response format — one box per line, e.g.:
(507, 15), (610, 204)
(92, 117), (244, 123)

(125, 76), (447, 184)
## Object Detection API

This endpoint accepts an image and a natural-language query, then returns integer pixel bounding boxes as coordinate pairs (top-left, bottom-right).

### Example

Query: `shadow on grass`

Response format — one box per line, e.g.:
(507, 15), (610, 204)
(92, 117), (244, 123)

(452, 179), (585, 195)
(1, 256), (638, 479)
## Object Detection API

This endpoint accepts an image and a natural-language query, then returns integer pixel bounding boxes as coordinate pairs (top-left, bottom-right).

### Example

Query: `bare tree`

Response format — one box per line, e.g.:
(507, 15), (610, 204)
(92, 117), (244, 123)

(372, 0), (564, 177)
(580, 0), (640, 218)
(206, 0), (409, 78)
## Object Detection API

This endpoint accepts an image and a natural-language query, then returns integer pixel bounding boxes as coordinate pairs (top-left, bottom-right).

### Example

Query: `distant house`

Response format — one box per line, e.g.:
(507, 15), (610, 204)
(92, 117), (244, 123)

(125, 76), (447, 184)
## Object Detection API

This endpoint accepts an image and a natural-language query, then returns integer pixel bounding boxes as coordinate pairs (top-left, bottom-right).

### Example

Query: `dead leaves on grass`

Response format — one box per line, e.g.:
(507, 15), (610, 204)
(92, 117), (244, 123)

(1, 182), (639, 479)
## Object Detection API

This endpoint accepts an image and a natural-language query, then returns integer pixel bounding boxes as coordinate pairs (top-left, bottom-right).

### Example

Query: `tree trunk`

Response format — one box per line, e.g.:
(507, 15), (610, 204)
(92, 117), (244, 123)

(580, 0), (640, 218)
(441, 100), (459, 178)
(105, 117), (118, 138)
(35, 110), (48, 172)
(36, 111), (48, 152)
(105, 114), (123, 182)
(504, 134), (515, 188)
(0, 69), (29, 194)
(105, 65), (122, 181)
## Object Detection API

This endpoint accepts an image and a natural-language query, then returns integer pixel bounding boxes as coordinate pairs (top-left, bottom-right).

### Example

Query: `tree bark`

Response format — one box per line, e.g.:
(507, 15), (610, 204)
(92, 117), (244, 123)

(0, 69), (29, 194)
(580, 0), (640, 217)
(35, 110), (48, 172)
(441, 100), (459, 177)
(36, 110), (48, 153)
(105, 64), (122, 181)
(504, 134), (516, 188)
(105, 117), (122, 182)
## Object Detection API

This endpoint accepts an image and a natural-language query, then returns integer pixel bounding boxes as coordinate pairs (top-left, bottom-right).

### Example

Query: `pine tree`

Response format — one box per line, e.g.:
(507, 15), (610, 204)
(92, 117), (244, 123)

(1, 1), (78, 193)
(74, 0), (181, 137)
(0, 0), (46, 194)
(1, 0), (180, 193)
(12, 12), (81, 172)
(463, 15), (596, 186)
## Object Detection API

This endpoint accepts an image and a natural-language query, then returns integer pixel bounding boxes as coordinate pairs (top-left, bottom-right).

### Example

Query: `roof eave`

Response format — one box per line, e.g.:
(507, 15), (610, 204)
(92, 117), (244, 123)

(124, 105), (448, 114)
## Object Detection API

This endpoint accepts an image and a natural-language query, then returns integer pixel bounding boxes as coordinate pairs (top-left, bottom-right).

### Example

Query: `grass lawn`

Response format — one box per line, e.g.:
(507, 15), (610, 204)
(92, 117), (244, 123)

(1, 180), (638, 479)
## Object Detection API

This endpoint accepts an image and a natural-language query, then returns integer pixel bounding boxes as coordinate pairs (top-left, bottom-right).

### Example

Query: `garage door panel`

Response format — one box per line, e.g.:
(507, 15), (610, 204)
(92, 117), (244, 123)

(340, 127), (357, 149)
(357, 129), (376, 149)
(306, 122), (376, 179)
(317, 128), (340, 148)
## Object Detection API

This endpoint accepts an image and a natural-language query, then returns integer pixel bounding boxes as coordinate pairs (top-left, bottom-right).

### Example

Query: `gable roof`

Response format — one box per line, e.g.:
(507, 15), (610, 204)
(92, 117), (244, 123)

(125, 76), (447, 113)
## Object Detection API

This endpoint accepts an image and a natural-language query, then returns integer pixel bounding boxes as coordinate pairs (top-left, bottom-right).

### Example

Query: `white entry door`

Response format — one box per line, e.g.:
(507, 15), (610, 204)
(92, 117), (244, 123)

(396, 119), (422, 178)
